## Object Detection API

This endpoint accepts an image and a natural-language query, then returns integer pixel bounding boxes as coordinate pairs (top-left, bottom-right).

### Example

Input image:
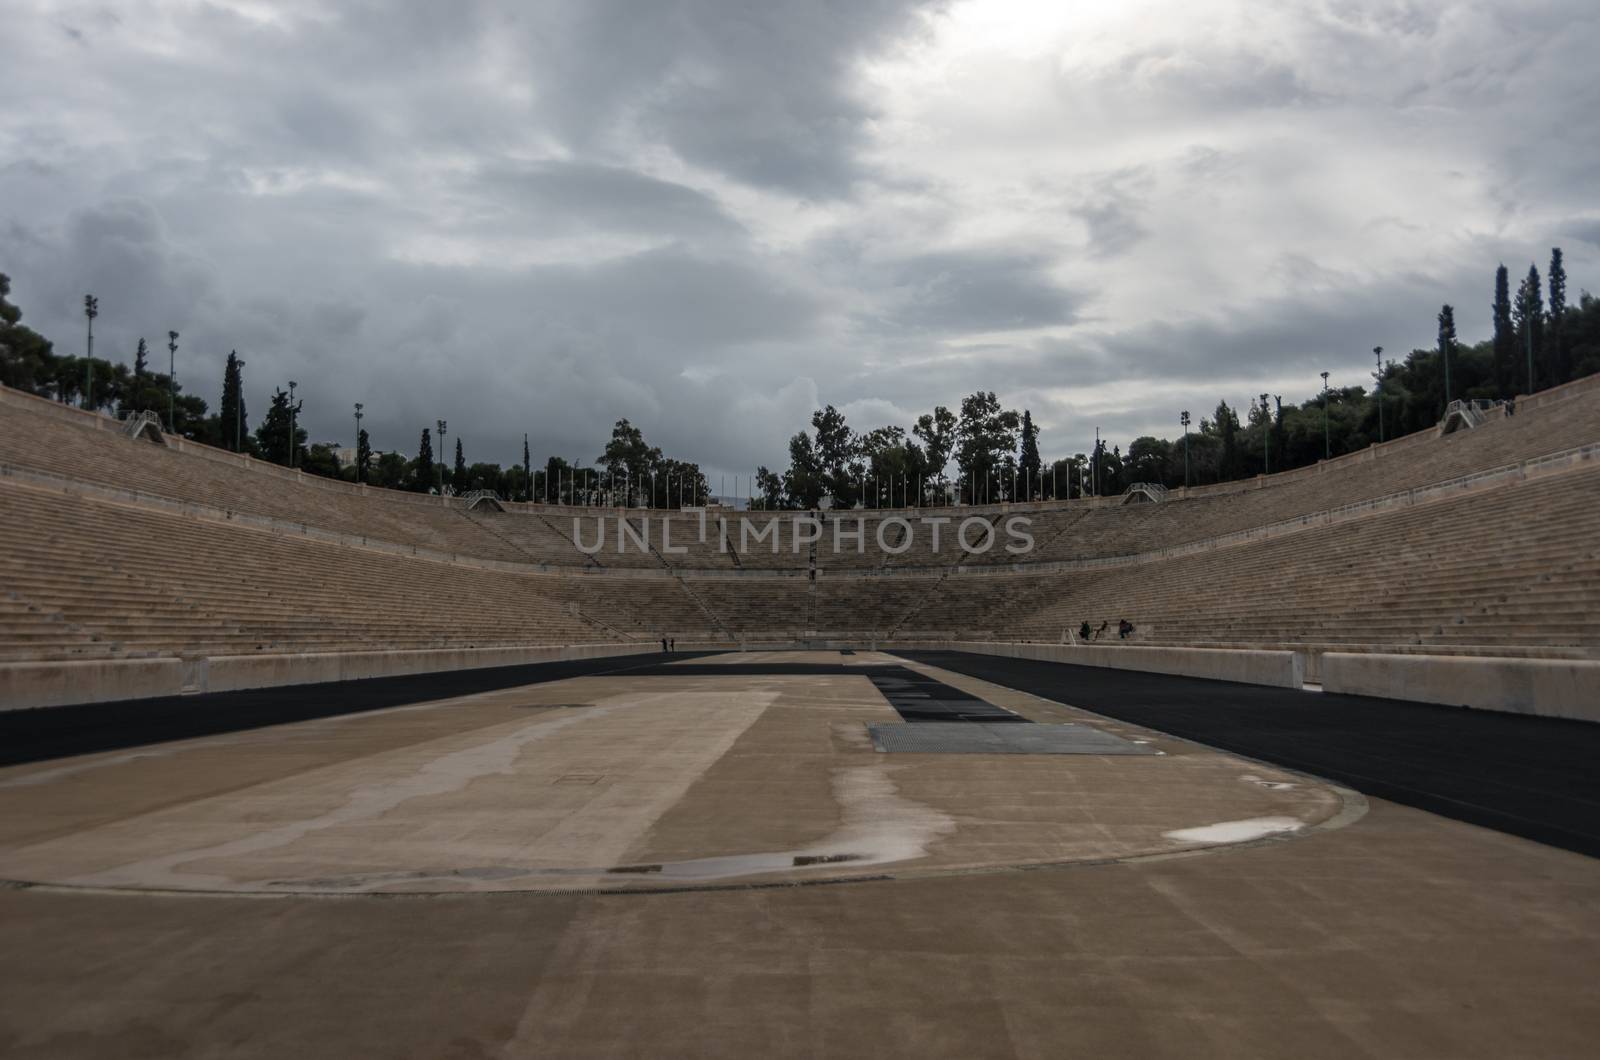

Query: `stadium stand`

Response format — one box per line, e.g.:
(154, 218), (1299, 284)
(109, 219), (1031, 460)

(2, 374), (1598, 710)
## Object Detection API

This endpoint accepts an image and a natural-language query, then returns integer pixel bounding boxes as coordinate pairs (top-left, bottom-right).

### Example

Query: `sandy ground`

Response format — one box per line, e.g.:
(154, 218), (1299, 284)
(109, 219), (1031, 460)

(1, 652), (1596, 1057)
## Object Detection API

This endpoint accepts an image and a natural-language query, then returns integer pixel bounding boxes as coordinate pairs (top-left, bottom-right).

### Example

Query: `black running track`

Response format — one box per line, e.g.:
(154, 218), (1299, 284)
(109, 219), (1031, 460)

(0, 652), (712, 768)
(894, 650), (1600, 859)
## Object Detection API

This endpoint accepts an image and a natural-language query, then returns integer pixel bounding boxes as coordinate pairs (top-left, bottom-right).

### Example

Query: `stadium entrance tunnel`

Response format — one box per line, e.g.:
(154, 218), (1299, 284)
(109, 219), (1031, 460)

(0, 650), (1356, 895)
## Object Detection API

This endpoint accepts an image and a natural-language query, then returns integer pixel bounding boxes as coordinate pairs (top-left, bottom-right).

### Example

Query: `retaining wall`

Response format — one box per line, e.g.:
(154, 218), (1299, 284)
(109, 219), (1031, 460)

(0, 642), (653, 711)
(1321, 652), (1600, 722)
(899, 640), (1305, 689)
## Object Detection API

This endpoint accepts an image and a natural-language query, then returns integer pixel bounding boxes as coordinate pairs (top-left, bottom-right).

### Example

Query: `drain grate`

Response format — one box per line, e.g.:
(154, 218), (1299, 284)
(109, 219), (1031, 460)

(868, 722), (1158, 755)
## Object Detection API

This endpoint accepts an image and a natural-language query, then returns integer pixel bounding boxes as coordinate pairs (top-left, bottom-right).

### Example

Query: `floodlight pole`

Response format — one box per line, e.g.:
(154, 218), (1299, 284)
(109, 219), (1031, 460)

(83, 295), (98, 411)
(1321, 371), (1331, 459)
(288, 380), (298, 467)
(353, 403), (364, 482)
(167, 331), (179, 432)
(1374, 346), (1384, 442)
(1093, 427), (1100, 497)
(235, 358), (246, 452)
(1180, 411), (1191, 488)
(1260, 393), (1270, 474)
(436, 419), (447, 495)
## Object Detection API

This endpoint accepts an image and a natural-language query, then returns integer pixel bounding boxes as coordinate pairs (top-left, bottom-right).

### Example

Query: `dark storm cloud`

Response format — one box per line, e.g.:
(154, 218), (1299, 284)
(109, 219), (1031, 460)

(468, 162), (744, 238)
(854, 250), (1083, 334)
(516, 0), (948, 197)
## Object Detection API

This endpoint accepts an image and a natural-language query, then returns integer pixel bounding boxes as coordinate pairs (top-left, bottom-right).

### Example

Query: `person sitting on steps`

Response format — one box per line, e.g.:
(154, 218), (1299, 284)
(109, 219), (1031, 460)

(1079, 620), (1092, 643)
(1118, 618), (1135, 640)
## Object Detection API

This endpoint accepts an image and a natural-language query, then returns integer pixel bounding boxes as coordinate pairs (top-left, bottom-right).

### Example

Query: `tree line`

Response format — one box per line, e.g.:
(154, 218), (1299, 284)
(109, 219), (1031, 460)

(3, 248), (1597, 507)
(750, 248), (1599, 506)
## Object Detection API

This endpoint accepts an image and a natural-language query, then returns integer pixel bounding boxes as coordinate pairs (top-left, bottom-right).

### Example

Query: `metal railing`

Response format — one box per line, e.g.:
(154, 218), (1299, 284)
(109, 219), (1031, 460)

(1441, 398), (1505, 432)
(120, 410), (163, 440)
(1122, 482), (1169, 503)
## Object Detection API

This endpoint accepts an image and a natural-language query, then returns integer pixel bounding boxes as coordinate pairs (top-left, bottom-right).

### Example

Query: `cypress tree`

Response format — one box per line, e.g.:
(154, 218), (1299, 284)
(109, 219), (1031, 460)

(1492, 265), (1514, 397)
(415, 428), (434, 492)
(1017, 410), (1040, 500)
(453, 438), (468, 493)
(356, 428), (371, 479)
(1548, 247), (1568, 382)
(523, 434), (531, 502)
(220, 351), (247, 451)
(134, 338), (148, 382)
(1514, 265), (1544, 393)
(1437, 305), (1457, 409)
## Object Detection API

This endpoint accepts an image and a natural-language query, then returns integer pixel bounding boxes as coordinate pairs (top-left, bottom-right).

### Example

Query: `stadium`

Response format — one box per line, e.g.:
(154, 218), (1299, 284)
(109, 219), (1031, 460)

(5, 1), (1600, 1056)
(3, 361), (1600, 1056)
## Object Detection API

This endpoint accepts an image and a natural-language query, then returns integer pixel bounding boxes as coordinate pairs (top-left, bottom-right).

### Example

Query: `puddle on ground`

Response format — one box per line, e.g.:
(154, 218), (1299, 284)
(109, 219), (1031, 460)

(1163, 816), (1305, 844)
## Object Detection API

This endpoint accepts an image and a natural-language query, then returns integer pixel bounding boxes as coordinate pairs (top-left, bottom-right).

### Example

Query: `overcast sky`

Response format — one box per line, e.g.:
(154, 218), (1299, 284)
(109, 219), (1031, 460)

(4, 0), (1598, 480)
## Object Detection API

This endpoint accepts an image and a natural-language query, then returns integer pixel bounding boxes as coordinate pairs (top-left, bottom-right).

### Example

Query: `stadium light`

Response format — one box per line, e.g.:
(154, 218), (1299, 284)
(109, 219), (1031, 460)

(353, 403), (364, 483)
(1180, 411), (1190, 488)
(167, 331), (179, 432)
(1321, 371), (1331, 459)
(288, 380), (298, 468)
(1374, 346), (1385, 442)
(234, 358), (246, 452)
(1261, 393), (1271, 474)
(436, 419), (447, 494)
(82, 295), (97, 412)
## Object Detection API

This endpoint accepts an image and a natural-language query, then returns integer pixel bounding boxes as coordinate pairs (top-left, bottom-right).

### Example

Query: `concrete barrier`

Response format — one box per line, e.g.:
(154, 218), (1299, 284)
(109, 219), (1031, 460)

(1322, 652), (1600, 722)
(902, 640), (1305, 689)
(0, 657), (186, 711)
(1, 643), (655, 710)
(200, 642), (655, 694)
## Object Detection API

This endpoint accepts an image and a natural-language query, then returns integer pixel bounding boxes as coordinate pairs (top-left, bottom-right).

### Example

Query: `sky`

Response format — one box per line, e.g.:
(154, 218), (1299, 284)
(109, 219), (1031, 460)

(3, 0), (1599, 482)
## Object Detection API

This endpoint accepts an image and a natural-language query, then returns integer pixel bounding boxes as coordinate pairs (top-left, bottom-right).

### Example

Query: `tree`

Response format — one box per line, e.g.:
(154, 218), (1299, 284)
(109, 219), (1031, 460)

(356, 427), (371, 479)
(302, 443), (342, 479)
(133, 339), (148, 382)
(369, 451), (408, 489)
(954, 391), (1020, 502)
(219, 351), (248, 452)
(599, 418), (663, 505)
(913, 405), (957, 496)
(255, 388), (305, 467)
(1492, 264), (1515, 397)
(453, 438), (468, 494)
(753, 466), (786, 510)
(810, 405), (861, 508)
(413, 427), (435, 492)
(1548, 247), (1568, 383)
(782, 432), (826, 510)
(1514, 264), (1544, 393)
(1215, 400), (1241, 479)
(1126, 436), (1170, 485)
(1437, 305), (1457, 408)
(1018, 410), (1041, 500)
(0, 273), (57, 394)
